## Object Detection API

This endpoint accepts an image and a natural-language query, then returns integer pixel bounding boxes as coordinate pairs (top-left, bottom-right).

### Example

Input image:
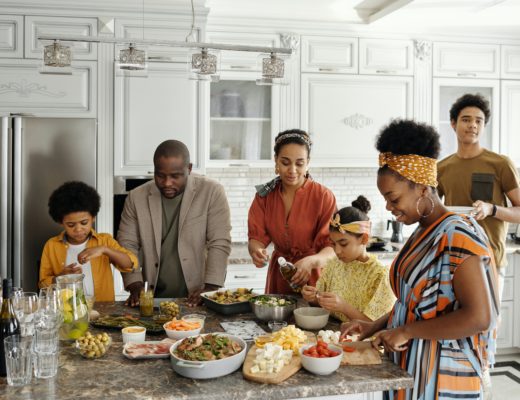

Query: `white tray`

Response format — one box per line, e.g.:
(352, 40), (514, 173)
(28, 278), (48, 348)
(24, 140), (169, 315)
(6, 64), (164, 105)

(122, 340), (175, 359)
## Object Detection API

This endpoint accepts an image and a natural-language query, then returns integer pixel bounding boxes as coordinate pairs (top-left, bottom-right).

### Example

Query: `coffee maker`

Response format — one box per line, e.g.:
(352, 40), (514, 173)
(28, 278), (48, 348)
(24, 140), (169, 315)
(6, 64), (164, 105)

(387, 219), (404, 243)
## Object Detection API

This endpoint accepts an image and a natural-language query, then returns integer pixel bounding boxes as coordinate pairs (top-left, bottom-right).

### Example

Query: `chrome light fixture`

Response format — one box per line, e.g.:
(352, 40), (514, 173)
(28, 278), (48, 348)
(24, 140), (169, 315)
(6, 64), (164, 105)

(256, 52), (287, 86)
(119, 44), (146, 70)
(40, 40), (72, 75)
(189, 48), (220, 82)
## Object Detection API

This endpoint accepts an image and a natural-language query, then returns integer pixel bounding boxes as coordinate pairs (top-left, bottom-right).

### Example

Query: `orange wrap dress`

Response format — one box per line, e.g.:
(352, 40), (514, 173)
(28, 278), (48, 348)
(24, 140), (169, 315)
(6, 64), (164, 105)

(248, 179), (336, 294)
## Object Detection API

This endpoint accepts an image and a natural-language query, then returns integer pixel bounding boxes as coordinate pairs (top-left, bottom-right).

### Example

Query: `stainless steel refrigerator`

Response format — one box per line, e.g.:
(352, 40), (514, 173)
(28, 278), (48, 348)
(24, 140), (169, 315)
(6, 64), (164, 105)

(1, 115), (97, 292)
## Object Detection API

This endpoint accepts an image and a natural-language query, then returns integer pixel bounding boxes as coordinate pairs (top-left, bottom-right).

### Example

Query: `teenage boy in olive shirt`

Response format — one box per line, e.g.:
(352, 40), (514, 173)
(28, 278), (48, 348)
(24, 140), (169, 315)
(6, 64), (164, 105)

(437, 93), (520, 299)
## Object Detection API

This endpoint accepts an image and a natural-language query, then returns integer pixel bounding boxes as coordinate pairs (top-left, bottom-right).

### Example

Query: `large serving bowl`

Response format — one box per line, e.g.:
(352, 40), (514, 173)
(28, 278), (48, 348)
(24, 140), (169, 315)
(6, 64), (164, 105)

(250, 294), (297, 322)
(201, 289), (255, 315)
(294, 307), (330, 330)
(169, 333), (247, 379)
(299, 344), (343, 375)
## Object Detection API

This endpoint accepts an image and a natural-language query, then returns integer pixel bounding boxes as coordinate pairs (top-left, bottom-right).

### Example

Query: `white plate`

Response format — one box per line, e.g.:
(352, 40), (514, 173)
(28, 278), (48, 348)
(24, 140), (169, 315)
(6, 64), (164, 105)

(122, 340), (175, 359)
(447, 206), (476, 215)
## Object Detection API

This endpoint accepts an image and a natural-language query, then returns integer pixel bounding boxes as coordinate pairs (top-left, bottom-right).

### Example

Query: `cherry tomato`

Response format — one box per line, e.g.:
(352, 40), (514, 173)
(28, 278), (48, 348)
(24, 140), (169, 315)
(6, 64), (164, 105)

(343, 345), (355, 353)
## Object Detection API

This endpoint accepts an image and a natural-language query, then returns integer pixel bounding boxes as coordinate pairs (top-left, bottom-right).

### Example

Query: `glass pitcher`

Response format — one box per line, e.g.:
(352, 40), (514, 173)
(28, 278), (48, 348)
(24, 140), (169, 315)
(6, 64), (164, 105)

(55, 274), (89, 340)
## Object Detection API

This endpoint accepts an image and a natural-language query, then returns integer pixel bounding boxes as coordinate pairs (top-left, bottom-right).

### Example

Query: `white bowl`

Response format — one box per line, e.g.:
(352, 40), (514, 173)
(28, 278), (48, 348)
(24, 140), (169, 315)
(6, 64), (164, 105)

(294, 307), (330, 330)
(163, 321), (202, 340)
(299, 344), (343, 375)
(121, 326), (146, 344)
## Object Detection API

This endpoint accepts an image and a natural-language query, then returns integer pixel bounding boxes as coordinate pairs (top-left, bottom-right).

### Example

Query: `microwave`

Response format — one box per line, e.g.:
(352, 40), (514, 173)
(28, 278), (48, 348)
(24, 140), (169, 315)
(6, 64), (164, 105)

(113, 177), (152, 235)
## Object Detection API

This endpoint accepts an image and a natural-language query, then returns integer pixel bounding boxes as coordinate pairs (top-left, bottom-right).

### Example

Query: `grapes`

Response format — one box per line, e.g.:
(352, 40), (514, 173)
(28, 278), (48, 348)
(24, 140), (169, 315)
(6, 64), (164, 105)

(75, 331), (111, 359)
(160, 301), (180, 318)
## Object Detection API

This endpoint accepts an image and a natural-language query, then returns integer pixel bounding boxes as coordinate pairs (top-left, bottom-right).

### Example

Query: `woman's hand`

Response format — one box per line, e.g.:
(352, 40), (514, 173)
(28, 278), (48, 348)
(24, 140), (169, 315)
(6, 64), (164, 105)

(340, 319), (378, 341)
(317, 292), (345, 314)
(292, 256), (317, 286)
(251, 248), (269, 268)
(302, 285), (318, 303)
(77, 246), (106, 264)
(372, 327), (410, 353)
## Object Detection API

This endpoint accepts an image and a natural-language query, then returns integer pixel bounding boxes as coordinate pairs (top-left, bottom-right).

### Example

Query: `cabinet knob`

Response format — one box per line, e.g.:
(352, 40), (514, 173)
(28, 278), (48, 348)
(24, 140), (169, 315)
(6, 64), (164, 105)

(318, 67), (336, 72)
(376, 70), (396, 74)
(234, 275), (255, 279)
(457, 72), (477, 77)
(229, 65), (253, 70)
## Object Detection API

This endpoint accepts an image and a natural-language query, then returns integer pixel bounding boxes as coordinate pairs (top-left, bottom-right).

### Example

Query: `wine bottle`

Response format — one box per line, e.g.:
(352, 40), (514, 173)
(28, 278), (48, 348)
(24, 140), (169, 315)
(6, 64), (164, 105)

(0, 278), (21, 377)
(278, 257), (302, 292)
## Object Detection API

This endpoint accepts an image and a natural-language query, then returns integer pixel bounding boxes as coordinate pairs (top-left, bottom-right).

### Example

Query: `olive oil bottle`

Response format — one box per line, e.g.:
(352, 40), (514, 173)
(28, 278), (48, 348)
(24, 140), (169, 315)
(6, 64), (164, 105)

(0, 278), (21, 377)
(278, 257), (302, 292)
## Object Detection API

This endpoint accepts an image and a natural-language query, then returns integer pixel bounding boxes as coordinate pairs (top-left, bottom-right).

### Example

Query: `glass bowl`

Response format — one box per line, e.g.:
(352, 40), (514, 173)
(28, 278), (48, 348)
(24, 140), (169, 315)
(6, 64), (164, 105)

(74, 332), (112, 359)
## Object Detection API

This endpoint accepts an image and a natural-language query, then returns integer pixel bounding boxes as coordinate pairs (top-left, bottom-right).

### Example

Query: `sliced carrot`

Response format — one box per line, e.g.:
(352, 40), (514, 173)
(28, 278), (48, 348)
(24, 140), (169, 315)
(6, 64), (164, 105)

(165, 318), (201, 331)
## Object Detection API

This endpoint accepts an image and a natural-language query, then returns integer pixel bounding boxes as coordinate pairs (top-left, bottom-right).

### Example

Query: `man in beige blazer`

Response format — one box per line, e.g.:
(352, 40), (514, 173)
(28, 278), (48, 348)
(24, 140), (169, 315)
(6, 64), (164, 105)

(117, 140), (231, 307)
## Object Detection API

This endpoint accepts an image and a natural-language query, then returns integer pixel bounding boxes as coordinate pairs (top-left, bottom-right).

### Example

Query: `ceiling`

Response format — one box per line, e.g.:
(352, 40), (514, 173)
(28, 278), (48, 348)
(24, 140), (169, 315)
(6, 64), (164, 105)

(206, 0), (520, 36)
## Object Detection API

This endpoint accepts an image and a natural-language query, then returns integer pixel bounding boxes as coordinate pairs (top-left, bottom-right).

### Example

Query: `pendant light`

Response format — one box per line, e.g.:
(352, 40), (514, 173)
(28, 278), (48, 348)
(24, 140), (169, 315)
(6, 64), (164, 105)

(256, 52), (288, 86)
(40, 40), (73, 75)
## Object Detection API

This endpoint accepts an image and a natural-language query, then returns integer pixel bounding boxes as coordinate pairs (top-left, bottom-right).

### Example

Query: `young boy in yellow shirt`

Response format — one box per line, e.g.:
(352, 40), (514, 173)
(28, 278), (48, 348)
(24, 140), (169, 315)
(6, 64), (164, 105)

(39, 181), (138, 302)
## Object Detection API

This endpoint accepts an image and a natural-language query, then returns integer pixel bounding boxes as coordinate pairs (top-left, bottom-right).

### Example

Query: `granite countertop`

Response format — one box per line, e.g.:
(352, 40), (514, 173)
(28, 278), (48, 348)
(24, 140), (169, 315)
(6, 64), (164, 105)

(0, 302), (413, 400)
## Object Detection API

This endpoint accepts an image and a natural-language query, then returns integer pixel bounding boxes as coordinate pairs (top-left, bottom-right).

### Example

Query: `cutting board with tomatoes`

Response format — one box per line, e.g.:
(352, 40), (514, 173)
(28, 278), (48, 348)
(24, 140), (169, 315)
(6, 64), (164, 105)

(242, 332), (315, 384)
(341, 341), (382, 365)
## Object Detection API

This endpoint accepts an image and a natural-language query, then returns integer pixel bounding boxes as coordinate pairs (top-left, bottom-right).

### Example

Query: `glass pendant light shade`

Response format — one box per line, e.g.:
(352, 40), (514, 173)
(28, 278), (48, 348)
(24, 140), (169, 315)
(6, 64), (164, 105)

(40, 40), (73, 75)
(115, 43), (148, 77)
(256, 52), (288, 86)
(188, 48), (220, 82)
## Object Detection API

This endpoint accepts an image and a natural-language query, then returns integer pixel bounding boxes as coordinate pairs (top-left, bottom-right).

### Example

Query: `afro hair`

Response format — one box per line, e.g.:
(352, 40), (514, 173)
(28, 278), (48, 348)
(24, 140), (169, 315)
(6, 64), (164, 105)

(48, 181), (100, 223)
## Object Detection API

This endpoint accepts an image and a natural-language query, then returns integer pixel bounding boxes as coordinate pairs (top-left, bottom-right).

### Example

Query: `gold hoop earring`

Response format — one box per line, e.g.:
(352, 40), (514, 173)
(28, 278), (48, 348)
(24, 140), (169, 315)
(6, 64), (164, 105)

(275, 165), (279, 175)
(416, 196), (435, 218)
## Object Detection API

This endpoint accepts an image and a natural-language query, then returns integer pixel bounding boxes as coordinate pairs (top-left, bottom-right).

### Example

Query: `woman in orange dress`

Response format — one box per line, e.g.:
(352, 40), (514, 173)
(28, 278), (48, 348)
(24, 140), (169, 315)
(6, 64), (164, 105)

(248, 129), (337, 294)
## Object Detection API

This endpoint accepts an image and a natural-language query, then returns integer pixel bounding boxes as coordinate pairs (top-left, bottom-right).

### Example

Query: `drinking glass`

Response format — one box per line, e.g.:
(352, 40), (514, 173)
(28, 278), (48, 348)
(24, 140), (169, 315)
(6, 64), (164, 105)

(12, 292), (38, 336)
(36, 287), (63, 331)
(3, 335), (33, 386)
(33, 350), (59, 379)
(12, 287), (23, 299)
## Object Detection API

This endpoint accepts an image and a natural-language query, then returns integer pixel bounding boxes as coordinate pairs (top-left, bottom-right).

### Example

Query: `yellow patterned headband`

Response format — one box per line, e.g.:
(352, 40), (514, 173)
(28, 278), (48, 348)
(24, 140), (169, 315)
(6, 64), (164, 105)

(330, 214), (371, 235)
(378, 152), (438, 187)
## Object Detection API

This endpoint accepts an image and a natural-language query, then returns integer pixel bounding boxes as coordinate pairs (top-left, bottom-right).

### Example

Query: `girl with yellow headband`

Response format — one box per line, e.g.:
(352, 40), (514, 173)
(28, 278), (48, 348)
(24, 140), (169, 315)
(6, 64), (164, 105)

(302, 196), (395, 323)
(341, 120), (498, 400)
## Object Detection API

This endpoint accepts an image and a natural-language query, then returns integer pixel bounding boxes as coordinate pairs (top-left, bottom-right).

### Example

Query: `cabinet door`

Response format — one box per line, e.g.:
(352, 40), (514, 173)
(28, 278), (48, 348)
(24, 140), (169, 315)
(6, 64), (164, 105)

(0, 15), (23, 58)
(301, 36), (358, 74)
(497, 301), (513, 348)
(432, 78), (499, 161)
(433, 42), (500, 78)
(501, 81), (520, 166)
(359, 39), (414, 76)
(301, 74), (412, 167)
(207, 32), (280, 71)
(206, 70), (279, 166)
(224, 264), (267, 294)
(114, 62), (200, 175)
(501, 45), (520, 79)
(25, 16), (97, 60)
(0, 59), (96, 117)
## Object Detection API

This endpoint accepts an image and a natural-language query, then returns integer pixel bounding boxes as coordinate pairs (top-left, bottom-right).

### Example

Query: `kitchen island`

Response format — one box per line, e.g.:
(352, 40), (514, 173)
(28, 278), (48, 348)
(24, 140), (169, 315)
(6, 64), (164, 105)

(0, 302), (413, 400)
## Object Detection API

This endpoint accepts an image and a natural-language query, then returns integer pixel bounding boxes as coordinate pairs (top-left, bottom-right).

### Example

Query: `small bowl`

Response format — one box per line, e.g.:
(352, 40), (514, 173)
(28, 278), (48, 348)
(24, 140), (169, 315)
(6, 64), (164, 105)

(250, 295), (297, 322)
(74, 332), (112, 359)
(121, 326), (146, 344)
(294, 307), (330, 330)
(299, 344), (343, 375)
(181, 314), (206, 328)
(163, 321), (202, 340)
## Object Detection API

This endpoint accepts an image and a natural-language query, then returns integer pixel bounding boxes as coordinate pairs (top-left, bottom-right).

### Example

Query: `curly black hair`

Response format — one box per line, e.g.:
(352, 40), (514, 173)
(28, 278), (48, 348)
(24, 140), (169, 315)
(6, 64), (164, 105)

(330, 195), (371, 236)
(449, 93), (490, 124)
(48, 181), (100, 223)
(273, 129), (312, 158)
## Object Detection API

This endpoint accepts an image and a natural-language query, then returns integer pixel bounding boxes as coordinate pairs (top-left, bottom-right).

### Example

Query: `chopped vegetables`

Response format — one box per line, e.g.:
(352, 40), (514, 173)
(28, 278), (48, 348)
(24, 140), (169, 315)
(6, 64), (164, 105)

(250, 343), (293, 374)
(317, 330), (341, 345)
(252, 295), (296, 307)
(164, 318), (201, 331)
(303, 341), (341, 358)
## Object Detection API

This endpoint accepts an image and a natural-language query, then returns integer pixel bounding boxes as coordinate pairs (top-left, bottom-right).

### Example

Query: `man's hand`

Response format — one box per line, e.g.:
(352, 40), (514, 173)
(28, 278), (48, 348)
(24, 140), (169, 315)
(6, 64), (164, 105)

(187, 283), (219, 307)
(125, 281), (144, 307)
(472, 200), (493, 220)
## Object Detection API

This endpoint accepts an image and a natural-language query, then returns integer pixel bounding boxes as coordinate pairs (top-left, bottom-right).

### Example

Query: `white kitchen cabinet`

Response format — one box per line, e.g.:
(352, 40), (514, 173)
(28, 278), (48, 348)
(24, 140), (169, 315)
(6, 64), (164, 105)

(500, 80), (520, 166)
(301, 74), (413, 167)
(359, 39), (414, 76)
(205, 70), (280, 166)
(433, 42), (500, 79)
(24, 15), (97, 60)
(114, 62), (201, 175)
(206, 31), (280, 71)
(224, 264), (267, 294)
(0, 15), (23, 58)
(498, 300), (514, 348)
(0, 59), (97, 117)
(301, 35), (358, 74)
(501, 45), (520, 79)
(432, 78), (499, 161)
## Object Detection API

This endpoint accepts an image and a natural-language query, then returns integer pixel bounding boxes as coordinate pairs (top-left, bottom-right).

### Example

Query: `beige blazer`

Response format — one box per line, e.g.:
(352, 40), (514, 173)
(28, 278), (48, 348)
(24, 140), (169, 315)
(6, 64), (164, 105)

(117, 174), (231, 293)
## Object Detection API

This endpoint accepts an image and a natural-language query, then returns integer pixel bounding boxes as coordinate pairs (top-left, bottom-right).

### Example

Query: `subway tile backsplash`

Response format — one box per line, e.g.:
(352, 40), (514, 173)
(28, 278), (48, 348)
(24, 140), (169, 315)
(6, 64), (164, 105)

(206, 167), (417, 243)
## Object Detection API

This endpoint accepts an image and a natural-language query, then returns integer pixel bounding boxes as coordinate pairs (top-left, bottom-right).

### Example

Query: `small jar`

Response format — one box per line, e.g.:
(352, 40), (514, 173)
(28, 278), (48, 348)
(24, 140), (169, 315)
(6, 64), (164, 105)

(139, 290), (154, 317)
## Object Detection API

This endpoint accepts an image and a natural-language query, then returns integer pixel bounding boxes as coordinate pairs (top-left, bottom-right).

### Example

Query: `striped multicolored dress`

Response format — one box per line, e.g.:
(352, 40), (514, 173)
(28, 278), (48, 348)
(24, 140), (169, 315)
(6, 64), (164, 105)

(385, 212), (499, 400)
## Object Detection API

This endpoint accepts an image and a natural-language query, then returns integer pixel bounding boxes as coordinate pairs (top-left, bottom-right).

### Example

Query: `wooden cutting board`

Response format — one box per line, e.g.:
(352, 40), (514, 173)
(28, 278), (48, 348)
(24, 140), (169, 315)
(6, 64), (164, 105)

(242, 332), (315, 384)
(341, 341), (382, 366)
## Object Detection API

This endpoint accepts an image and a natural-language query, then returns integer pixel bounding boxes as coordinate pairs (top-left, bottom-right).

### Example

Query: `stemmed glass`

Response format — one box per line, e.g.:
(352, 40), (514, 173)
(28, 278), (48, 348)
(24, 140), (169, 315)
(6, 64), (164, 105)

(12, 292), (38, 336)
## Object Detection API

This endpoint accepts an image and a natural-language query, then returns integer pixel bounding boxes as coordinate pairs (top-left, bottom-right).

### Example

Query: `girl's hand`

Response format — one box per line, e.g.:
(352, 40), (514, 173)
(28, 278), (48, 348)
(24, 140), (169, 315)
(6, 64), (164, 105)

(77, 246), (106, 264)
(251, 248), (269, 268)
(59, 263), (82, 276)
(372, 327), (410, 353)
(340, 319), (378, 341)
(292, 256), (317, 286)
(317, 292), (345, 313)
(302, 285), (318, 303)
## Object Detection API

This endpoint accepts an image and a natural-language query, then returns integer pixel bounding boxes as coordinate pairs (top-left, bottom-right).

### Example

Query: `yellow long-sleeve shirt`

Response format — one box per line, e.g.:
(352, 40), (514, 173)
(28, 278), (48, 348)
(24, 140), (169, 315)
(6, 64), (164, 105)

(39, 230), (138, 302)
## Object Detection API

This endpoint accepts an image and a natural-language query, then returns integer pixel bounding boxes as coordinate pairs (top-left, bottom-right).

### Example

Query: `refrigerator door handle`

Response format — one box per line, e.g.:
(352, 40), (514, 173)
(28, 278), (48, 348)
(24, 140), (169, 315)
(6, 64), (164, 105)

(1, 117), (9, 279)
(13, 116), (22, 287)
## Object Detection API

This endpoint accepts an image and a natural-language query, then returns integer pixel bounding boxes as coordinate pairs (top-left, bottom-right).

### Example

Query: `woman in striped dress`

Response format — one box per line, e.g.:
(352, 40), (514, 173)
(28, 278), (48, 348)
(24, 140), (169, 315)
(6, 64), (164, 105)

(342, 120), (499, 400)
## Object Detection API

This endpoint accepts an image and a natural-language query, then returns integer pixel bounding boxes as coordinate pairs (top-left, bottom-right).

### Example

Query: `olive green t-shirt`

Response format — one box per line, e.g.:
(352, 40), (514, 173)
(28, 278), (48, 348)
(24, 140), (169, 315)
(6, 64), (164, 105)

(155, 193), (189, 298)
(437, 149), (520, 268)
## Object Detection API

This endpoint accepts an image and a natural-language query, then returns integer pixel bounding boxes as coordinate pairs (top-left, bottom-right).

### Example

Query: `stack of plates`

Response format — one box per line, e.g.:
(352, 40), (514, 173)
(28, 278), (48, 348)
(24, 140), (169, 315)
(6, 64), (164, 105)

(446, 206), (476, 216)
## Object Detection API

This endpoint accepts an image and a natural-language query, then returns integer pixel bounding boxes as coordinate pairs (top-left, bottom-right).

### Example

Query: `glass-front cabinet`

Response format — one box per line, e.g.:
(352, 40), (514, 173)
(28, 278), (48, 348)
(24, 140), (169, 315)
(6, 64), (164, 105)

(206, 72), (279, 165)
(432, 78), (499, 161)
